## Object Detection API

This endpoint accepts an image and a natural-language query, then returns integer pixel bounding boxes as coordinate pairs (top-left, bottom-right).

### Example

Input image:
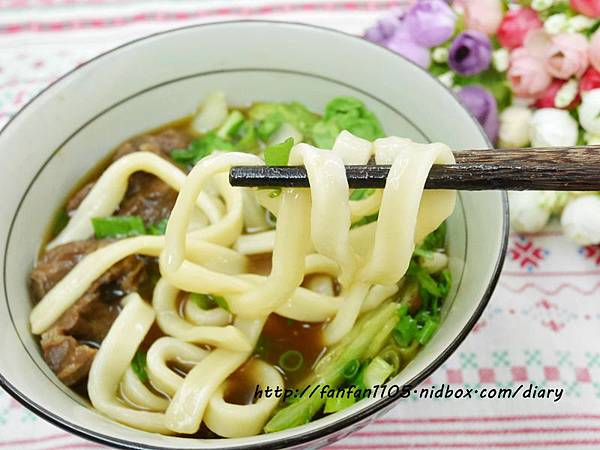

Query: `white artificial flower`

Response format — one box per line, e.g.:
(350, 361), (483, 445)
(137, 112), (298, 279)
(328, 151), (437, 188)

(529, 108), (578, 147)
(579, 89), (600, 135)
(509, 191), (557, 233)
(585, 132), (600, 144)
(532, 0), (554, 11)
(499, 105), (532, 147)
(438, 71), (454, 87)
(492, 48), (509, 72)
(561, 195), (600, 245)
(568, 15), (596, 32)
(432, 47), (449, 64)
(544, 13), (569, 34)
(555, 79), (579, 108)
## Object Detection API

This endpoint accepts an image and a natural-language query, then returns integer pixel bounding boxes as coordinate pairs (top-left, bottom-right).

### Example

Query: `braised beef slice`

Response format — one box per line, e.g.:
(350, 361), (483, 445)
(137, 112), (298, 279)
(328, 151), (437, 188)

(30, 240), (103, 301)
(41, 335), (97, 386)
(66, 128), (189, 223)
(66, 181), (94, 213)
(112, 128), (190, 161)
(117, 173), (178, 224)
(33, 241), (146, 386)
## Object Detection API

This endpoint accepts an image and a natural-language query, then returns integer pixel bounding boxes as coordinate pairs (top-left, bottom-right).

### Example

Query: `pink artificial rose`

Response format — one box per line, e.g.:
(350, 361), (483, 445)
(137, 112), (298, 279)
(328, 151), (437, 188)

(508, 48), (552, 98)
(546, 33), (589, 79)
(497, 7), (543, 49)
(462, 0), (503, 35)
(590, 29), (600, 72)
(570, 0), (600, 17)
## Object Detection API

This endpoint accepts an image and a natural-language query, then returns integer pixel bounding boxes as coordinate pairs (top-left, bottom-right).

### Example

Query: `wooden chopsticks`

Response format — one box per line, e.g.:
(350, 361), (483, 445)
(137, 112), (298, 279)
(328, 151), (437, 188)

(229, 146), (600, 191)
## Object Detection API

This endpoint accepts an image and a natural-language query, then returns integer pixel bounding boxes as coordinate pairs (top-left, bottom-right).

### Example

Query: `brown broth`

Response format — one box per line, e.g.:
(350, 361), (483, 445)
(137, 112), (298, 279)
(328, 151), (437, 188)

(247, 253), (273, 276)
(223, 358), (261, 406)
(255, 314), (326, 387)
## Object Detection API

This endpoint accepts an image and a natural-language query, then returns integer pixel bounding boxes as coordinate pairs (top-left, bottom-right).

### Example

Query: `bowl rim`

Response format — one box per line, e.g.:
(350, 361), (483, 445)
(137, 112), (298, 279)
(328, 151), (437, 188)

(0, 19), (510, 450)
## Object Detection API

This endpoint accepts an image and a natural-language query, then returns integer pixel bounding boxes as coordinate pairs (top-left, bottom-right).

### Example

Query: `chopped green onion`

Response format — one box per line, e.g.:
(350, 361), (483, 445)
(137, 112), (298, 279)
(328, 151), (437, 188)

(324, 395), (356, 413)
(392, 315), (418, 348)
(147, 218), (168, 235)
(279, 350), (304, 372)
(257, 113), (284, 141)
(350, 212), (379, 229)
(378, 346), (401, 373)
(264, 137), (294, 166)
(362, 356), (394, 389)
(396, 303), (409, 319)
(212, 295), (231, 312)
(350, 189), (375, 201)
(342, 359), (361, 380)
(420, 222), (446, 251)
(269, 188), (282, 198)
(417, 316), (439, 345)
(131, 350), (148, 383)
(92, 216), (146, 239)
(217, 110), (245, 138)
(235, 121), (259, 152)
(189, 293), (230, 312)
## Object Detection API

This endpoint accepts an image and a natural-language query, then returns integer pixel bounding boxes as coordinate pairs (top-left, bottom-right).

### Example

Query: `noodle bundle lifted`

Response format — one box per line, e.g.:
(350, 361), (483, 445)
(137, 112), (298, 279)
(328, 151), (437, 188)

(29, 92), (456, 437)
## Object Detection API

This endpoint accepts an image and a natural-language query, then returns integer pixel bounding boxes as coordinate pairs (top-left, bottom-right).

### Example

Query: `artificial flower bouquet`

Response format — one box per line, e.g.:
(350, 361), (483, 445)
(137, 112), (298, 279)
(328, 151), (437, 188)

(364, 0), (600, 245)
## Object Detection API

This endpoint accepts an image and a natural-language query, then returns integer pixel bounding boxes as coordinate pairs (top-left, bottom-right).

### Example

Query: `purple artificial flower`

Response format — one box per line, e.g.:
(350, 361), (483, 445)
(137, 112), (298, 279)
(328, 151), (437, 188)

(387, 24), (431, 68)
(404, 0), (456, 48)
(448, 31), (492, 76)
(363, 9), (404, 45)
(456, 85), (499, 143)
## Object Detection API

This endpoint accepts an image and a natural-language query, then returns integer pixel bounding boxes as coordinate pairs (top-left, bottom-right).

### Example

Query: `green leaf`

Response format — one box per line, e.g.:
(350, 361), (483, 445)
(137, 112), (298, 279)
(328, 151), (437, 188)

(264, 137), (294, 166)
(147, 218), (168, 235)
(315, 96), (384, 144)
(171, 131), (234, 165)
(92, 216), (146, 239)
(131, 351), (148, 383)
(311, 121), (339, 149)
(248, 102), (319, 140)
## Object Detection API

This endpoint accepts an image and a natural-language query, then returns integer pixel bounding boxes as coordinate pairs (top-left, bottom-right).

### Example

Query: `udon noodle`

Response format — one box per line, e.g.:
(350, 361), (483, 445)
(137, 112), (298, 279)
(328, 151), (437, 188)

(29, 95), (455, 437)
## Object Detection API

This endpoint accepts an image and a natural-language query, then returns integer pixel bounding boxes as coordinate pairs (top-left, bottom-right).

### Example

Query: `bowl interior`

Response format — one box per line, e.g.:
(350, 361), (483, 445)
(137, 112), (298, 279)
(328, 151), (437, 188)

(0, 21), (507, 450)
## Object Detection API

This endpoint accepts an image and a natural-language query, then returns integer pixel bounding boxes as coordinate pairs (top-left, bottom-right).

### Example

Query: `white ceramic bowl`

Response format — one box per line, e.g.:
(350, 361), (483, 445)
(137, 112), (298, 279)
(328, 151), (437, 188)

(0, 21), (508, 449)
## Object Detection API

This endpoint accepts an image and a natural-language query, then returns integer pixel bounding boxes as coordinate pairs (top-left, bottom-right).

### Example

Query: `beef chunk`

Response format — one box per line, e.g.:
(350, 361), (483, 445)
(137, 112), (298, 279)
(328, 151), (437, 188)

(112, 128), (190, 161)
(30, 240), (103, 301)
(65, 128), (189, 224)
(66, 181), (94, 213)
(41, 335), (97, 386)
(117, 173), (178, 224)
(33, 241), (147, 386)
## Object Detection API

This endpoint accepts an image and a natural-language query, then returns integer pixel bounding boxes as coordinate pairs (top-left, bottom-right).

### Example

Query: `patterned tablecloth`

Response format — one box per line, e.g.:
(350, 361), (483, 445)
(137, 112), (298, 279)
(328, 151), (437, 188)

(1, 1), (600, 449)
